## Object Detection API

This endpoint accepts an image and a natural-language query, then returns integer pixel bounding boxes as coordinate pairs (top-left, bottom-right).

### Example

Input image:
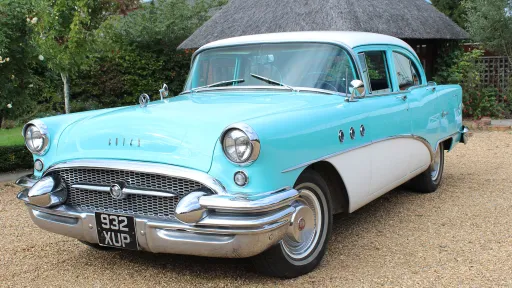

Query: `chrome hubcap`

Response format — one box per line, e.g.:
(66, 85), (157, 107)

(431, 147), (442, 181)
(282, 189), (321, 259)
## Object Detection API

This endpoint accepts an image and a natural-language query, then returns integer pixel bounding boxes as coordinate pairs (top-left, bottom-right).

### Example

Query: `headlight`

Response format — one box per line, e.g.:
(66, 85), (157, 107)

(221, 124), (260, 165)
(23, 121), (50, 155)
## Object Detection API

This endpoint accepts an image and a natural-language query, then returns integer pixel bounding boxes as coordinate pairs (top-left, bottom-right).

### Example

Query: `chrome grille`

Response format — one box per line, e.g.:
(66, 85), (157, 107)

(51, 168), (209, 219)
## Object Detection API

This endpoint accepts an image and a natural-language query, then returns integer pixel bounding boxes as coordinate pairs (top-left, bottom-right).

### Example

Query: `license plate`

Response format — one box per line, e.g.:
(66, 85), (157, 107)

(95, 212), (138, 250)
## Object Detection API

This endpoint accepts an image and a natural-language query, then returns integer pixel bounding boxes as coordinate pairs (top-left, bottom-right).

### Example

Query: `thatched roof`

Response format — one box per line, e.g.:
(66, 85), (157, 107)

(178, 0), (469, 49)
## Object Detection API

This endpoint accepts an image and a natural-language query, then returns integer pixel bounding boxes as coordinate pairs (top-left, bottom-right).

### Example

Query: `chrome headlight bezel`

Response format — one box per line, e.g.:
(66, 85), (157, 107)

(221, 123), (260, 166)
(22, 120), (50, 156)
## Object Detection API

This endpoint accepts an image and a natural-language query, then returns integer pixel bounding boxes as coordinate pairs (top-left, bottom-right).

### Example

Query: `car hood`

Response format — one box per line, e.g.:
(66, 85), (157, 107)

(55, 90), (335, 172)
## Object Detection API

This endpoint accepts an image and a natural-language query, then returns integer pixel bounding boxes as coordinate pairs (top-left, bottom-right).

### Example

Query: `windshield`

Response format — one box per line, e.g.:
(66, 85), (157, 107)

(184, 43), (358, 94)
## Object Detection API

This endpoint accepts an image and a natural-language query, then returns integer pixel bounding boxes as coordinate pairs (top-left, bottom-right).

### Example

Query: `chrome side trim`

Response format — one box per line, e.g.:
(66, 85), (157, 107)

(282, 134), (459, 173)
(43, 159), (227, 195)
(71, 184), (178, 198)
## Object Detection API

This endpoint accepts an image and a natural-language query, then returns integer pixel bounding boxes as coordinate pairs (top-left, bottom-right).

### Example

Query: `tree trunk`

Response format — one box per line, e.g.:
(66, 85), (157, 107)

(60, 72), (70, 114)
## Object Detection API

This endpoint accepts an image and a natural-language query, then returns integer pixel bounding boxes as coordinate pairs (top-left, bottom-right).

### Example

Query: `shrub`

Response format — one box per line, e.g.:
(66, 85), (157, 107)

(0, 146), (33, 173)
(434, 48), (507, 119)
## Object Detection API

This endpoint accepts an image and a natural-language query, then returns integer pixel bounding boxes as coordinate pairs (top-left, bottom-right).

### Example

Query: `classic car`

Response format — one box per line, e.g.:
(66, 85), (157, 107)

(16, 31), (469, 278)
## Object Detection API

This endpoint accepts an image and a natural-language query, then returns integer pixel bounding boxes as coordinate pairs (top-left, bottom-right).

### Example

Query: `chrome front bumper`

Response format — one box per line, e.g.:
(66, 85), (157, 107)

(17, 175), (299, 258)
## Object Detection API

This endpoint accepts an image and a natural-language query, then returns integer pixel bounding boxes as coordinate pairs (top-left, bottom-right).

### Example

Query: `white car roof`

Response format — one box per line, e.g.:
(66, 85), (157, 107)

(198, 31), (417, 56)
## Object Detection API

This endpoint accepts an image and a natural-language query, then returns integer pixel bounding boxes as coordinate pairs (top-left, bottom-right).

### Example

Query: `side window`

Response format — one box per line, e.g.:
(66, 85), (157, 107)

(392, 52), (422, 91)
(359, 51), (391, 94)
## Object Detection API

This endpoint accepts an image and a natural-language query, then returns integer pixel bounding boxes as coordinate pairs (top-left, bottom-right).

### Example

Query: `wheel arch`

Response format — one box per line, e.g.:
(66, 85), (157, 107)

(440, 136), (454, 151)
(298, 161), (349, 215)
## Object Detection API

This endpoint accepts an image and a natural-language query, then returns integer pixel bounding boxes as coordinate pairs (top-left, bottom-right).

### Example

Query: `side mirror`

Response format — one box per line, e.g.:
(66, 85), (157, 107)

(159, 83), (170, 100)
(348, 80), (365, 102)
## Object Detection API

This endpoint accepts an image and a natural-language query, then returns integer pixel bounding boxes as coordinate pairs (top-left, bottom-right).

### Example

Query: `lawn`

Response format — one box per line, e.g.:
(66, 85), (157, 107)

(0, 127), (25, 147)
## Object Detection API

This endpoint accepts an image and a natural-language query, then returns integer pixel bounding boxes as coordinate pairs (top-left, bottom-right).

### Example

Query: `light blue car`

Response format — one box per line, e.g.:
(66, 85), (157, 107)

(16, 32), (469, 278)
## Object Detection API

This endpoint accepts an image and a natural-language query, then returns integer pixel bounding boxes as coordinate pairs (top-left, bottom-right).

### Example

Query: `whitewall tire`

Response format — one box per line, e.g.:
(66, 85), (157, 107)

(252, 170), (333, 278)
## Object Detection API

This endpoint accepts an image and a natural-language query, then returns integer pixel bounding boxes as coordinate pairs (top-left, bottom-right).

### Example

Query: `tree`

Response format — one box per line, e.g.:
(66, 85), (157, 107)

(31, 0), (139, 114)
(431, 0), (466, 27)
(464, 0), (512, 63)
(0, 0), (37, 128)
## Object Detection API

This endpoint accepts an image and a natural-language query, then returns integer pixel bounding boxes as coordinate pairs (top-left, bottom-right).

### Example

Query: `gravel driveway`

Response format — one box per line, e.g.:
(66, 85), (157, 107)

(1, 131), (511, 287)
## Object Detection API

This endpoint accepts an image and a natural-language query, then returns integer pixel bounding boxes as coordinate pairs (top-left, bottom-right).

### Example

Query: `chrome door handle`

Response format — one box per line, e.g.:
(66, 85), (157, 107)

(396, 95), (407, 101)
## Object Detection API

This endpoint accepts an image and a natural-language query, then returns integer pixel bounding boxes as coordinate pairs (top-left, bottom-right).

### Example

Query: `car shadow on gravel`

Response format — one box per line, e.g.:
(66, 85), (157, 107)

(72, 187), (421, 281)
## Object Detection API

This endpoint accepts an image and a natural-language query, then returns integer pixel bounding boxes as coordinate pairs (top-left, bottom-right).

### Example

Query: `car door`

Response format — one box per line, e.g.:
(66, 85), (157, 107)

(389, 49), (436, 174)
(356, 47), (412, 196)
(389, 49), (440, 138)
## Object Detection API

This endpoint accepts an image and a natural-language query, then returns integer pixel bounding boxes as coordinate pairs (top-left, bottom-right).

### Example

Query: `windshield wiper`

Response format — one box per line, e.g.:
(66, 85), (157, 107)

(181, 79), (245, 94)
(250, 74), (297, 92)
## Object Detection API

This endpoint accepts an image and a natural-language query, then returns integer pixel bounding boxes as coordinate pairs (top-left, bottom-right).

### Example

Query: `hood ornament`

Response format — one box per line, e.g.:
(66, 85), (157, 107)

(159, 83), (169, 100)
(139, 93), (150, 107)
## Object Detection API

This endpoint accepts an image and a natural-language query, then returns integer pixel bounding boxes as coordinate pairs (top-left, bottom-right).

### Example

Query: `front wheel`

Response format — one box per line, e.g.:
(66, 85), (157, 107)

(252, 170), (333, 278)
(408, 143), (445, 193)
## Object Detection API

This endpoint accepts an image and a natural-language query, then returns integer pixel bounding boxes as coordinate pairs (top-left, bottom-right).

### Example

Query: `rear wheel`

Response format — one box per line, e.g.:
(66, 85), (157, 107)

(252, 170), (333, 278)
(408, 143), (445, 193)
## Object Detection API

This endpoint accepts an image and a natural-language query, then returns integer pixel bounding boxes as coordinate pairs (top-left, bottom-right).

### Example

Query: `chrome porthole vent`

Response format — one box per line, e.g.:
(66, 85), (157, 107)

(350, 127), (355, 140)
(338, 130), (345, 143)
(360, 125), (365, 137)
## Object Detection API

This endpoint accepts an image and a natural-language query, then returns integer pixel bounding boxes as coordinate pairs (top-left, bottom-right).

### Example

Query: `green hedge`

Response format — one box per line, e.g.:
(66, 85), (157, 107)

(0, 145), (33, 173)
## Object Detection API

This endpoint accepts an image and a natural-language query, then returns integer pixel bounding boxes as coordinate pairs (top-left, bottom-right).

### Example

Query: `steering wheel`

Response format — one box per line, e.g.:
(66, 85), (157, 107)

(300, 72), (345, 92)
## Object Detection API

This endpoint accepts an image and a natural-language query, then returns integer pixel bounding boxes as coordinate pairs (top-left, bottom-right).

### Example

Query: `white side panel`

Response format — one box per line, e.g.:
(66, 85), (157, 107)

(326, 147), (372, 212)
(370, 138), (431, 195)
(326, 138), (431, 213)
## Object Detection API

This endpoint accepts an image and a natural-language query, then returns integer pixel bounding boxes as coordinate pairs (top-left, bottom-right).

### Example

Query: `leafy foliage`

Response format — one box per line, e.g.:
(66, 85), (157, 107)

(434, 48), (507, 119)
(30, 0), (140, 113)
(0, 145), (33, 172)
(0, 0), (38, 128)
(464, 0), (512, 61)
(69, 0), (226, 106)
(431, 0), (466, 28)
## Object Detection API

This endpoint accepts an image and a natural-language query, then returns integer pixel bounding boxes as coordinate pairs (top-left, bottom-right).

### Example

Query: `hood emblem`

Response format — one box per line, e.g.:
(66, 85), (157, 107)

(109, 138), (141, 147)
(109, 183), (127, 200)
(139, 93), (150, 107)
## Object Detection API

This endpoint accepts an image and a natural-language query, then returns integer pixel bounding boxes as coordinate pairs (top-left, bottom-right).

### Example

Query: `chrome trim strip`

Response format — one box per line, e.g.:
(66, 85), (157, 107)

(281, 134), (459, 173)
(220, 122), (261, 166)
(189, 41), (363, 92)
(71, 184), (178, 198)
(44, 160), (227, 195)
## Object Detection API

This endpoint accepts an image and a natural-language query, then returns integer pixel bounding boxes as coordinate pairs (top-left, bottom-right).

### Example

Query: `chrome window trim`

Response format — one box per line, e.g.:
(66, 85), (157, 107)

(181, 86), (350, 97)
(43, 159), (227, 195)
(220, 122), (261, 166)
(188, 40), (363, 92)
(22, 119), (50, 156)
(391, 50), (424, 91)
(281, 133), (458, 173)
